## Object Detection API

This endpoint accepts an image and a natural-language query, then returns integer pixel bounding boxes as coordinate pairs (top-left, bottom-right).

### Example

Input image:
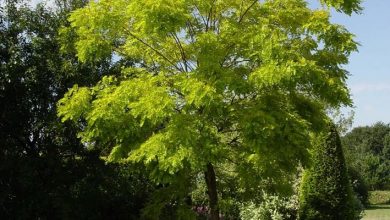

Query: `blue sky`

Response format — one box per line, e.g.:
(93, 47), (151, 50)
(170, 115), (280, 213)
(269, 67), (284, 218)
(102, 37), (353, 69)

(324, 1), (390, 127)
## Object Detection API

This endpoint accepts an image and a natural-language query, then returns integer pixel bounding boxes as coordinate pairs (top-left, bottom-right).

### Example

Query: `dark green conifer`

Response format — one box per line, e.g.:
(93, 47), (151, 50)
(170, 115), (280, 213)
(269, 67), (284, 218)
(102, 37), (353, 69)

(299, 124), (359, 220)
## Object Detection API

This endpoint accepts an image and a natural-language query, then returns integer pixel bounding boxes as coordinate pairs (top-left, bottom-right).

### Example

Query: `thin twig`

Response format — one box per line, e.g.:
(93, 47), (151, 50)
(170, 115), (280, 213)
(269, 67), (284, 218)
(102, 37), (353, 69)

(239, 0), (258, 23)
(186, 20), (196, 43)
(125, 30), (183, 72)
(194, 4), (208, 30)
(171, 32), (191, 72)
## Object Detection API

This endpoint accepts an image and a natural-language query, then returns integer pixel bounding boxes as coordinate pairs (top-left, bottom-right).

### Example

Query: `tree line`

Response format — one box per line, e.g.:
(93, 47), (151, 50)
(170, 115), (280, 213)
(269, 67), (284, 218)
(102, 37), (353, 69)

(342, 122), (390, 191)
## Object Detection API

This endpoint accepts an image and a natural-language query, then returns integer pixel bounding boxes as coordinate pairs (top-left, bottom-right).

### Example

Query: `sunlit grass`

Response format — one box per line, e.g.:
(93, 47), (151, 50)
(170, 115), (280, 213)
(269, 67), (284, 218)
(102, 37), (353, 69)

(363, 204), (390, 220)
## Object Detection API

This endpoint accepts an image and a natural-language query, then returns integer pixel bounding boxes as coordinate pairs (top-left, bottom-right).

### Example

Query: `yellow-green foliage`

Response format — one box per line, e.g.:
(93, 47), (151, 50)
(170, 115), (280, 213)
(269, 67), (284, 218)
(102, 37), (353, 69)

(57, 0), (361, 217)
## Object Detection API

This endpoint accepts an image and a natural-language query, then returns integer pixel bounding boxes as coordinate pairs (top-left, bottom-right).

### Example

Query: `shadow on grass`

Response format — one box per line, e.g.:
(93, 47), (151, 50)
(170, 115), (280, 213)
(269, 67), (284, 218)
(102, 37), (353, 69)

(366, 204), (390, 210)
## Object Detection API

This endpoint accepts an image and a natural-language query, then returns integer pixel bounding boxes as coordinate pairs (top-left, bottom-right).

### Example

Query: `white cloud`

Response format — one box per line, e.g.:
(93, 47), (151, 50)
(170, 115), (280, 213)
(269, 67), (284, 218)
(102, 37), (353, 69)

(350, 82), (390, 94)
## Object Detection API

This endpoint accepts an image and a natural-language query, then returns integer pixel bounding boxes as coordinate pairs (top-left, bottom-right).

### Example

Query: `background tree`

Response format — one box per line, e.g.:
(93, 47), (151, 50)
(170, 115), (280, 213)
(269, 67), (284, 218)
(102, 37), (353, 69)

(341, 122), (390, 190)
(58, 0), (361, 218)
(0, 1), (153, 218)
(298, 124), (361, 220)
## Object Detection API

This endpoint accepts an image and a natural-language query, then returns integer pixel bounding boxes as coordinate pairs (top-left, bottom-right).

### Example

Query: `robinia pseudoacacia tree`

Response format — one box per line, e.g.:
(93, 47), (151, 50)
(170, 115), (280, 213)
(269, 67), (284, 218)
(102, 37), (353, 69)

(58, 0), (361, 219)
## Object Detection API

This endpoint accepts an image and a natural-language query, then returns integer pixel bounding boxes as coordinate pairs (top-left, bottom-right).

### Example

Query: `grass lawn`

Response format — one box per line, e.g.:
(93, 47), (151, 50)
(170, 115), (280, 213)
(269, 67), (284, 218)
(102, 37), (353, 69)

(363, 205), (390, 220)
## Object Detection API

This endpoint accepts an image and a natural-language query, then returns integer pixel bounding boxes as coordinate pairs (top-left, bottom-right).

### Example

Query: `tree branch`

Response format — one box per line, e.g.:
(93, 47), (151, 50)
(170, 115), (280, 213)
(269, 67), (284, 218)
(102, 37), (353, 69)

(186, 20), (196, 43)
(125, 30), (183, 72)
(194, 4), (208, 30)
(239, 0), (258, 23)
(206, 0), (217, 31)
(170, 32), (192, 72)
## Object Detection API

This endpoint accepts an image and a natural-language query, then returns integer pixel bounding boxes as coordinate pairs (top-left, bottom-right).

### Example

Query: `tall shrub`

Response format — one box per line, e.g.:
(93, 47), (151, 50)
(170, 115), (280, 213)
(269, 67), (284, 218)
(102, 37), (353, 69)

(298, 124), (361, 220)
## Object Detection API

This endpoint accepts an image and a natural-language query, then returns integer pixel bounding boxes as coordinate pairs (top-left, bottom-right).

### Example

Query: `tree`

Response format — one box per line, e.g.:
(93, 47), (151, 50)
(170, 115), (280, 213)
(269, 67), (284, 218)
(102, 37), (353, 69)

(1, 1), (153, 218)
(298, 124), (360, 220)
(342, 122), (390, 190)
(58, 0), (361, 218)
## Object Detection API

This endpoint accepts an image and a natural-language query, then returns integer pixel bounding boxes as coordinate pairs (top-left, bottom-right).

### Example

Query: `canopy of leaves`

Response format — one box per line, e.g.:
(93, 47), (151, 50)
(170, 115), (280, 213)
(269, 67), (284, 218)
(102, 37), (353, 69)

(342, 122), (390, 190)
(58, 0), (360, 217)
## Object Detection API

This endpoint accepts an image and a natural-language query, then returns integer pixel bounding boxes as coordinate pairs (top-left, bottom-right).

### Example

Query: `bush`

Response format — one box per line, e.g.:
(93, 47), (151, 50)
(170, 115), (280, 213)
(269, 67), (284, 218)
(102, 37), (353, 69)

(349, 166), (369, 206)
(240, 192), (298, 220)
(298, 124), (362, 220)
(368, 191), (390, 205)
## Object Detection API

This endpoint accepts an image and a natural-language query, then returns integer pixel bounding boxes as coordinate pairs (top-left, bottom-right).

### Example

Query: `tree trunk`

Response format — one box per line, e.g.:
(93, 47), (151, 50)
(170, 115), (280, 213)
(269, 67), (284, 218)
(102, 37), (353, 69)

(205, 162), (219, 220)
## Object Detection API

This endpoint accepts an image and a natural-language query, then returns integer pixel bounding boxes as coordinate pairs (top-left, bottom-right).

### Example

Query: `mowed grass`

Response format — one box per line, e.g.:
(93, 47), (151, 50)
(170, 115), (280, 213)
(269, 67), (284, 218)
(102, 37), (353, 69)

(363, 191), (390, 220)
(363, 205), (390, 220)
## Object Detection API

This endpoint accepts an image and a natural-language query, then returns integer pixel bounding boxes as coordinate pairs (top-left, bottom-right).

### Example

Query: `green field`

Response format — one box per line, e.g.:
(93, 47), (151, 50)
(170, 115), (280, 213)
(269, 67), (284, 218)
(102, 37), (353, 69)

(362, 191), (390, 220)
(363, 205), (390, 220)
